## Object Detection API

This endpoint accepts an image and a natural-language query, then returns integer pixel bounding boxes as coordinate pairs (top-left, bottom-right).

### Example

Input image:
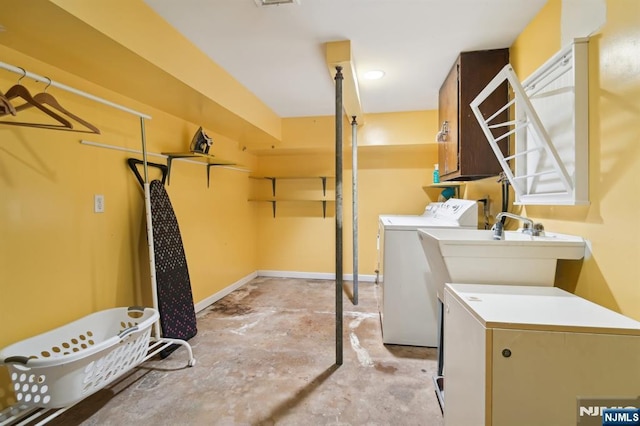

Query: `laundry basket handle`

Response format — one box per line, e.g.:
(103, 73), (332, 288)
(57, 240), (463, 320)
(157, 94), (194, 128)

(116, 306), (151, 340)
(117, 326), (140, 340)
(3, 356), (30, 365)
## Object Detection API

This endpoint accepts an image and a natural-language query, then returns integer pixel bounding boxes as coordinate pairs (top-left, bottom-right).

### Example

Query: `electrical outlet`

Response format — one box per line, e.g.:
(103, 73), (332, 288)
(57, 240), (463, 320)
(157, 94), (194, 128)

(94, 194), (105, 213)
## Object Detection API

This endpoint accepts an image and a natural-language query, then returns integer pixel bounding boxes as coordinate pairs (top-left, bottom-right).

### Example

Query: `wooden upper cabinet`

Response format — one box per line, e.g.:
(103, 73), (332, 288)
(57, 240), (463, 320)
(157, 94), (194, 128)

(437, 48), (509, 181)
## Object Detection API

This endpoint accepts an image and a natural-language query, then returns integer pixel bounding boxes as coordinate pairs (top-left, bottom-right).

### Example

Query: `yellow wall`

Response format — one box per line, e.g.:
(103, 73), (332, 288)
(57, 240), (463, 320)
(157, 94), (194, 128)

(510, 0), (562, 80)
(0, 0), (281, 150)
(254, 112), (439, 275)
(0, 46), (259, 337)
(510, 0), (640, 320)
(272, 110), (437, 153)
(0, 45), (257, 408)
(253, 142), (436, 275)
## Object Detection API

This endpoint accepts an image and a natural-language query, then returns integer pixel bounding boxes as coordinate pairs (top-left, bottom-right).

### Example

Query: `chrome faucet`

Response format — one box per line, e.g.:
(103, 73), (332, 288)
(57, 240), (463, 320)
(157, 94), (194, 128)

(493, 212), (545, 239)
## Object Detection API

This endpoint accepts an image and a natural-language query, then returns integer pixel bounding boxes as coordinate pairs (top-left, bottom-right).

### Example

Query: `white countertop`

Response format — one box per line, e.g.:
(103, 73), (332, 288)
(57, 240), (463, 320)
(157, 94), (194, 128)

(446, 283), (640, 335)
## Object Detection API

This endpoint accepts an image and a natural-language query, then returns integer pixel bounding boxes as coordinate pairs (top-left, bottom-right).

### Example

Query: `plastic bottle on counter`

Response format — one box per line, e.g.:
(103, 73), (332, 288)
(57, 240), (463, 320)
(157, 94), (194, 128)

(433, 164), (440, 183)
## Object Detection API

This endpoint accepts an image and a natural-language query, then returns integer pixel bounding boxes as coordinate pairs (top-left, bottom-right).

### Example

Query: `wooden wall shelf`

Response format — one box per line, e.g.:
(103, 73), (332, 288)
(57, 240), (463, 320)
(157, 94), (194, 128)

(248, 199), (335, 218)
(422, 182), (466, 199)
(162, 152), (237, 187)
(249, 176), (333, 197)
(249, 176), (335, 217)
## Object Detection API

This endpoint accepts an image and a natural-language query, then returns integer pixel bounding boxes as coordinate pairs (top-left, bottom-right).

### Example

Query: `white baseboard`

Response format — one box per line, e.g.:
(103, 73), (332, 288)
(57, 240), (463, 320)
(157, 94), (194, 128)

(195, 270), (378, 313)
(194, 271), (258, 313)
(257, 270), (377, 282)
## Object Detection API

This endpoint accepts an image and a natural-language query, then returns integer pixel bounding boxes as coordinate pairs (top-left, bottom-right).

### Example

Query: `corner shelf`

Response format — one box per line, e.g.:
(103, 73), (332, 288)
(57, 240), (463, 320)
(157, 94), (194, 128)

(422, 182), (466, 199)
(249, 176), (335, 218)
(162, 152), (237, 187)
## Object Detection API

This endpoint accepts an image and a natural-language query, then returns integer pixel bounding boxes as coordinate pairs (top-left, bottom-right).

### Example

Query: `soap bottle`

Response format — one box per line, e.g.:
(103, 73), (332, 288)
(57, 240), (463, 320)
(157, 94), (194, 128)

(433, 164), (440, 183)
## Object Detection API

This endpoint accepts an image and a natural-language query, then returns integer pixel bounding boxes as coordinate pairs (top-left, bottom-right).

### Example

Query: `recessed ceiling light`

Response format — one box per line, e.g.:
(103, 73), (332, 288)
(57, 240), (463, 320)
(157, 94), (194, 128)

(363, 70), (385, 80)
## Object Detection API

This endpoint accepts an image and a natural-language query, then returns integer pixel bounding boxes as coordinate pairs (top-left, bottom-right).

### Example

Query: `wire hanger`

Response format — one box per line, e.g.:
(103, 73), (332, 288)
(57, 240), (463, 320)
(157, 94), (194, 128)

(12, 77), (100, 134)
(0, 68), (72, 129)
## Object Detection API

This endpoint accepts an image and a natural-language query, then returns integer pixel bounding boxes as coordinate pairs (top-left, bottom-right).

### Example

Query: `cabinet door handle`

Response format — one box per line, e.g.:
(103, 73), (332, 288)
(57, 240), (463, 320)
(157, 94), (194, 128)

(436, 121), (449, 142)
(502, 348), (512, 358)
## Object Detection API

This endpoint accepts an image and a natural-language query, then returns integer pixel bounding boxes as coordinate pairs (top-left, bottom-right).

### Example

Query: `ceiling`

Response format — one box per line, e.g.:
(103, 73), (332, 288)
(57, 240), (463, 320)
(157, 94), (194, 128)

(144, 0), (547, 118)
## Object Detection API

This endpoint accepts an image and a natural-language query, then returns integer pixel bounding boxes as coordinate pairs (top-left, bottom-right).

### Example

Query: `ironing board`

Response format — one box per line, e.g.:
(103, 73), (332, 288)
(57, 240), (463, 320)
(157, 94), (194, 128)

(128, 159), (197, 356)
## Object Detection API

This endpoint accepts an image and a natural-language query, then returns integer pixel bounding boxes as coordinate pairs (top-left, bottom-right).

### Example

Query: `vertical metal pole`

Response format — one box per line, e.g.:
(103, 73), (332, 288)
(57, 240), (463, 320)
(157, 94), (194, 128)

(140, 118), (161, 339)
(140, 117), (149, 184)
(351, 116), (359, 305)
(335, 66), (344, 366)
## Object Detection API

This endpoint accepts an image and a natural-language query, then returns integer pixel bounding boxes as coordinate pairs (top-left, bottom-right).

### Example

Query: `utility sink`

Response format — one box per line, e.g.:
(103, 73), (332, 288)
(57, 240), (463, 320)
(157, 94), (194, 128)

(417, 228), (586, 301)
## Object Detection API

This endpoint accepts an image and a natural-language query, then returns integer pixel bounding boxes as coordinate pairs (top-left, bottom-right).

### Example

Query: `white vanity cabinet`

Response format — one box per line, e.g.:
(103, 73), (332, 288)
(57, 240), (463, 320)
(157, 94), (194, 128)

(443, 284), (640, 426)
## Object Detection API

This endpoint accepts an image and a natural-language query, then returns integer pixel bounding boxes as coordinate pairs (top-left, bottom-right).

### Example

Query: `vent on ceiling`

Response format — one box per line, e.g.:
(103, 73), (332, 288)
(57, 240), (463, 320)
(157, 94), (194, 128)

(254, 0), (300, 6)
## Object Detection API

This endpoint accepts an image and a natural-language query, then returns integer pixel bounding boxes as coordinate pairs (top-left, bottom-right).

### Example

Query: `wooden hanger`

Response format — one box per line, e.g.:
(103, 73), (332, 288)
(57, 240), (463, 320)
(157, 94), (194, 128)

(32, 91), (100, 134)
(0, 89), (17, 116)
(10, 78), (100, 134)
(0, 69), (72, 129)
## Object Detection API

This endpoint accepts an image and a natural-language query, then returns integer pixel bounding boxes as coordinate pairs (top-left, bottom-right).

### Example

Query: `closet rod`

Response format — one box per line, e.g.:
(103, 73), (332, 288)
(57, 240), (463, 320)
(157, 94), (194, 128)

(0, 61), (151, 119)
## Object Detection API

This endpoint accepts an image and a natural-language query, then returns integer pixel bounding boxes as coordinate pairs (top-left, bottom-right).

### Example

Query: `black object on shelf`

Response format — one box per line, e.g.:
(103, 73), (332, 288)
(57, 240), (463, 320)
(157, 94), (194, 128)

(190, 126), (213, 154)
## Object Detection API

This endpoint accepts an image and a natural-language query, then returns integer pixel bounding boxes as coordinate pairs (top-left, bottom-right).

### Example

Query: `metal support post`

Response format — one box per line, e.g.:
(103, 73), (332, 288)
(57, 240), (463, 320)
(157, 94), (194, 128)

(334, 66), (344, 366)
(351, 116), (359, 305)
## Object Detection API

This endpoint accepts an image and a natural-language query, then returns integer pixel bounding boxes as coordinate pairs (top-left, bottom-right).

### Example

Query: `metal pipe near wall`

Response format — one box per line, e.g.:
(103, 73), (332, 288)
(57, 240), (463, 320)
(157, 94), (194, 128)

(351, 116), (359, 305)
(334, 66), (344, 366)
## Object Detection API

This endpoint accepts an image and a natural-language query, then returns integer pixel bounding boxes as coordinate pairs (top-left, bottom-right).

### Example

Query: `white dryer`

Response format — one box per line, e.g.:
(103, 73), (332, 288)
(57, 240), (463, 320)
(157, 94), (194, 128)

(377, 198), (478, 347)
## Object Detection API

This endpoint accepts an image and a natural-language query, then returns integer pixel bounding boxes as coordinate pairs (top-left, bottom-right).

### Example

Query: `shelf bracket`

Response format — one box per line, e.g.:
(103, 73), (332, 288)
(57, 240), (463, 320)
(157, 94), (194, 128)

(166, 157), (174, 185)
(322, 200), (327, 218)
(268, 177), (277, 197)
(271, 200), (276, 218)
(162, 152), (237, 187)
(321, 177), (327, 196)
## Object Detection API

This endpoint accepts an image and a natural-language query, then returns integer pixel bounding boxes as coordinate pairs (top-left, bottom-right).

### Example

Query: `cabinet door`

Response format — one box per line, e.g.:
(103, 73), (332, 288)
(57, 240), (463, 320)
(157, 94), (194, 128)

(491, 329), (640, 426)
(438, 49), (509, 181)
(457, 49), (509, 180)
(438, 60), (459, 176)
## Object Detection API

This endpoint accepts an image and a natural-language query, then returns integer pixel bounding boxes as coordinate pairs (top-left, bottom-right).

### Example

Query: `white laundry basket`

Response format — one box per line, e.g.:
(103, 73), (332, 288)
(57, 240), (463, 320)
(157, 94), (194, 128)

(0, 306), (158, 409)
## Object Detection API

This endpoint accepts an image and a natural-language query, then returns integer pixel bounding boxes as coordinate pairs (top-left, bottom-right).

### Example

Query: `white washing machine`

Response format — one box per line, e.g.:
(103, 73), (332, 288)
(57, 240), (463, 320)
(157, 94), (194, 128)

(377, 198), (478, 347)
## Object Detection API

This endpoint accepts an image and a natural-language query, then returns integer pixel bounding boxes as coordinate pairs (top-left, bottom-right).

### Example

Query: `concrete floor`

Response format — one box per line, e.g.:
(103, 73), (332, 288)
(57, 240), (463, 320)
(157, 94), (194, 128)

(47, 277), (444, 425)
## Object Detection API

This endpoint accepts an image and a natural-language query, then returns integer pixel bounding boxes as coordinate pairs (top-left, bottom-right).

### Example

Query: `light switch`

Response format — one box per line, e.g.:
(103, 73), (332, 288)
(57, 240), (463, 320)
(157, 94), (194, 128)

(94, 194), (105, 213)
